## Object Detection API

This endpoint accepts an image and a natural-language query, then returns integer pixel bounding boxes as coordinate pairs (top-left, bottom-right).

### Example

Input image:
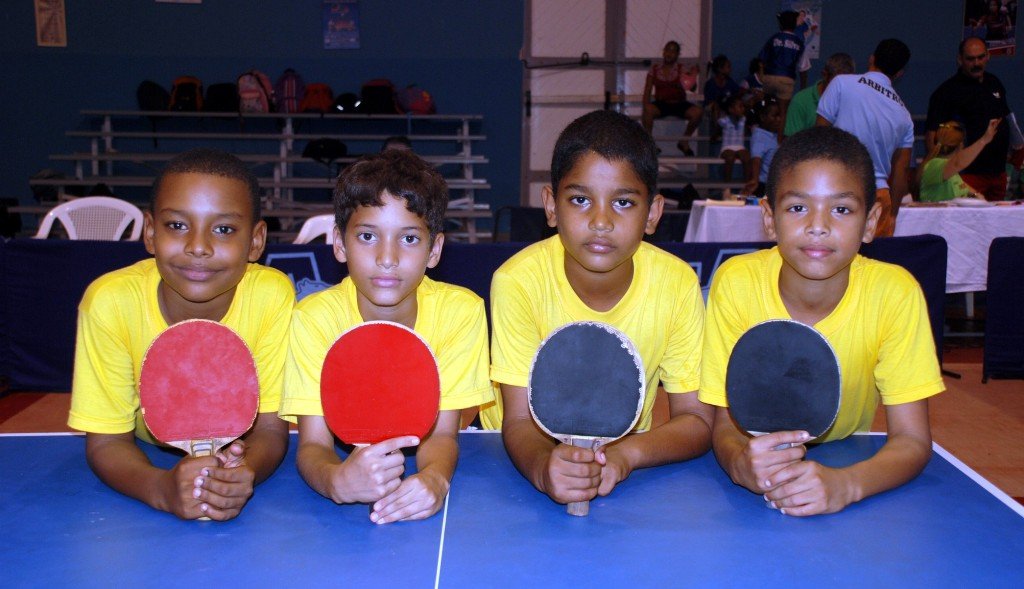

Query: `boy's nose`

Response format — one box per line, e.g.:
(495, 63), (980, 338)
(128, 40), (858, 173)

(377, 242), (398, 268)
(589, 205), (613, 232)
(185, 232), (212, 256)
(805, 209), (830, 235)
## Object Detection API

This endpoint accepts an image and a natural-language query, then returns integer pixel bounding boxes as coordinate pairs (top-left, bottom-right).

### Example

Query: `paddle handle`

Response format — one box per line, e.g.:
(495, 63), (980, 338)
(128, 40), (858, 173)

(566, 437), (597, 517)
(189, 439), (215, 522)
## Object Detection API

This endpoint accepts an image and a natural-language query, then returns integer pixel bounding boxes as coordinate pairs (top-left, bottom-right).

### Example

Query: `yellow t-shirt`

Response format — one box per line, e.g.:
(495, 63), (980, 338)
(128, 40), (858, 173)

(698, 247), (944, 442)
(280, 276), (493, 419)
(68, 259), (296, 445)
(480, 236), (704, 431)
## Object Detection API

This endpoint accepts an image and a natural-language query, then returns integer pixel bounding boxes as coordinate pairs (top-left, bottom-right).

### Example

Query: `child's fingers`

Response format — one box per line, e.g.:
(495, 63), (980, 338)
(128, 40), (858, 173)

(371, 436), (420, 456)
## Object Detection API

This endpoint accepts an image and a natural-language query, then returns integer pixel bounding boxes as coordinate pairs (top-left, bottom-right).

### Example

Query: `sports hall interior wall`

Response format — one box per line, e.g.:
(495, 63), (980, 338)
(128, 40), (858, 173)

(2, 1), (1021, 218)
(0, 1), (524, 215)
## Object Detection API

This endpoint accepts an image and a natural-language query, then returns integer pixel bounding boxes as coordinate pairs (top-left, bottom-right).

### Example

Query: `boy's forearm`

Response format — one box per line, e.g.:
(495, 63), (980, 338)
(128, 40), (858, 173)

(835, 432), (931, 505)
(414, 431), (458, 491)
(502, 417), (557, 494)
(612, 411), (711, 471)
(296, 441), (347, 503)
(240, 412), (289, 484)
(85, 433), (176, 513)
(709, 408), (758, 489)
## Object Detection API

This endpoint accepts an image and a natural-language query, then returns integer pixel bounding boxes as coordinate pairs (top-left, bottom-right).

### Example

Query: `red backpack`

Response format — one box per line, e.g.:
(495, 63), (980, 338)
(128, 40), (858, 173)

(397, 85), (436, 115)
(299, 83), (334, 113)
(237, 70), (275, 113)
(169, 76), (203, 111)
(274, 68), (306, 114)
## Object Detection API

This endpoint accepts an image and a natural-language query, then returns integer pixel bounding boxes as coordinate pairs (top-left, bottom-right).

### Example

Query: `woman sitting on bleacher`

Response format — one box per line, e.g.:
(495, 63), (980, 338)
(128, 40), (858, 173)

(642, 40), (703, 156)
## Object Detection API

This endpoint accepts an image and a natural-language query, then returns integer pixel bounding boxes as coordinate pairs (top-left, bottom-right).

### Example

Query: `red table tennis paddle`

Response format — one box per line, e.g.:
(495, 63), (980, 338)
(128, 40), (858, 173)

(139, 319), (260, 458)
(726, 319), (842, 442)
(320, 321), (441, 448)
(528, 321), (646, 516)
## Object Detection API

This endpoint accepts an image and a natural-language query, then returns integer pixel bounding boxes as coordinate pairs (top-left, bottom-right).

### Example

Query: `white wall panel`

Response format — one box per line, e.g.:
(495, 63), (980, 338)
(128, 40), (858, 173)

(625, 0), (701, 58)
(531, 0), (606, 58)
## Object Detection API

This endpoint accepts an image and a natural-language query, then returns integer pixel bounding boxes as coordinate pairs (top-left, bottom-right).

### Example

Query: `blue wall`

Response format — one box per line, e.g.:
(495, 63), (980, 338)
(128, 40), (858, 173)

(711, 0), (1023, 116)
(0, 1), (524, 212)
(4, 1), (1022, 217)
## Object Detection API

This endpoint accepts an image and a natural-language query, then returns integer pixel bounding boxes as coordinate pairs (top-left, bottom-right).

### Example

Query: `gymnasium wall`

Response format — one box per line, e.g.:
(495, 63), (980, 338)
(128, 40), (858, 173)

(0, 1), (524, 212)
(2, 1), (1021, 216)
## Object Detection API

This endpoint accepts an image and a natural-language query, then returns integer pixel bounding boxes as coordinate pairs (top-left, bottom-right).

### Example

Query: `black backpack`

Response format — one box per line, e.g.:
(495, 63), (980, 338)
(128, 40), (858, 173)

(137, 80), (170, 112)
(136, 80), (171, 146)
(205, 83), (240, 112)
(358, 79), (399, 114)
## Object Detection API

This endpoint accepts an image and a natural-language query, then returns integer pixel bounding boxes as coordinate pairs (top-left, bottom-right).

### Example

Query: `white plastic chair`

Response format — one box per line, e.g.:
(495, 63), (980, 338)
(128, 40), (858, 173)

(33, 196), (144, 241)
(292, 214), (337, 244)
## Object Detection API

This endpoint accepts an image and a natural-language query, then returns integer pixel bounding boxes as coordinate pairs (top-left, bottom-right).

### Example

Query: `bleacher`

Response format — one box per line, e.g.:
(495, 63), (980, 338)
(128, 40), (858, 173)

(30, 110), (493, 242)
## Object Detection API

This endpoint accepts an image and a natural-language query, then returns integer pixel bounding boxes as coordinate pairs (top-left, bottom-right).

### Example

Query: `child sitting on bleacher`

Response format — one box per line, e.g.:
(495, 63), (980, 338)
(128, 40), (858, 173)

(718, 95), (751, 185)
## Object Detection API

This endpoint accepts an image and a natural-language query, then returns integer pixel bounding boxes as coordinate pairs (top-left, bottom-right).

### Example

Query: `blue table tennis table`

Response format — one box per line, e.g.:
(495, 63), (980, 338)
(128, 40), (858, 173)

(1, 431), (1022, 588)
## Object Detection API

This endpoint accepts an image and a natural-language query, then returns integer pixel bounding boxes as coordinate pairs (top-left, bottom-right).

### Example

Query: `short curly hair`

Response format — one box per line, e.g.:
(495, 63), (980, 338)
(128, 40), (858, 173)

(333, 149), (448, 238)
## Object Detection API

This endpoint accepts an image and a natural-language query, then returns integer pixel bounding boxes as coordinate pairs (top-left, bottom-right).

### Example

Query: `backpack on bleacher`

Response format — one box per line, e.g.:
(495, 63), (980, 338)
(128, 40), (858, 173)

(358, 78), (399, 114)
(274, 69), (306, 114)
(300, 83), (334, 113)
(205, 83), (240, 112)
(397, 84), (436, 115)
(137, 80), (170, 112)
(169, 76), (203, 111)
(237, 70), (275, 113)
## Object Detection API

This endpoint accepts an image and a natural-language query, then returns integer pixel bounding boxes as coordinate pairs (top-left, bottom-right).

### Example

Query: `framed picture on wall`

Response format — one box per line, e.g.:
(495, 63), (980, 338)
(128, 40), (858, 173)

(35, 0), (67, 48)
(964, 0), (1017, 56)
(323, 0), (361, 50)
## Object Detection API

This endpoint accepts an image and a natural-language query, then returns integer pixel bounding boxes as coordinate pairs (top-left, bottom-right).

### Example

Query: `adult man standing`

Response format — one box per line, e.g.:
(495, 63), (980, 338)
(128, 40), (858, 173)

(816, 39), (913, 237)
(784, 53), (856, 138)
(925, 37), (1011, 201)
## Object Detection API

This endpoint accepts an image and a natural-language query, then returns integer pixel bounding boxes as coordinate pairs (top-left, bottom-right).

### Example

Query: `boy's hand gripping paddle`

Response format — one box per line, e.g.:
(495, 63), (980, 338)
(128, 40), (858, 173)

(320, 321), (441, 448)
(139, 319), (260, 459)
(528, 321), (645, 516)
(725, 319), (841, 442)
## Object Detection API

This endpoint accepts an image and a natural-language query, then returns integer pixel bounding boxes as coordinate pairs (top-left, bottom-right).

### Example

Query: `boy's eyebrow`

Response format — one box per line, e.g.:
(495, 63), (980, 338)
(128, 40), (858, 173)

(778, 190), (860, 201)
(156, 207), (246, 219)
(562, 183), (643, 197)
(351, 222), (426, 232)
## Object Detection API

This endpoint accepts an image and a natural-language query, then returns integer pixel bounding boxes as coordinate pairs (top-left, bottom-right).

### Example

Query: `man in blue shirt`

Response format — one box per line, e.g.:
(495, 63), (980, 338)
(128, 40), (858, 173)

(816, 39), (913, 237)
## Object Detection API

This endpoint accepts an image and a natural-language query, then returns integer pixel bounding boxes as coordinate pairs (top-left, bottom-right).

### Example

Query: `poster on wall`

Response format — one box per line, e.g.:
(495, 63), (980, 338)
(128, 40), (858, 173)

(964, 0), (1017, 55)
(323, 0), (360, 49)
(780, 1), (822, 62)
(35, 0), (67, 47)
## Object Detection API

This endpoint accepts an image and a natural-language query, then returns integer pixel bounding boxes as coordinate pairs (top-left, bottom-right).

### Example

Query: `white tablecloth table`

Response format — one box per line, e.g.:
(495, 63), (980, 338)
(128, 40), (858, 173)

(894, 204), (1024, 293)
(682, 200), (1024, 293)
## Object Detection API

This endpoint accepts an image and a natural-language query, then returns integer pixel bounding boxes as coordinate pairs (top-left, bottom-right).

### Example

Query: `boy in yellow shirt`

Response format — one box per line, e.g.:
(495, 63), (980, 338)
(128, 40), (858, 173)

(281, 150), (492, 524)
(699, 126), (944, 516)
(68, 148), (294, 520)
(482, 110), (712, 506)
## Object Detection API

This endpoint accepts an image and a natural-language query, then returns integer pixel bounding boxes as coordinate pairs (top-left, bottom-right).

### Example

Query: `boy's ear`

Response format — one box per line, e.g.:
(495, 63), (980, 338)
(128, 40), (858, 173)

(426, 233), (445, 269)
(333, 225), (347, 263)
(541, 185), (558, 228)
(760, 198), (779, 240)
(861, 201), (883, 243)
(644, 194), (665, 235)
(247, 220), (267, 262)
(143, 211), (156, 255)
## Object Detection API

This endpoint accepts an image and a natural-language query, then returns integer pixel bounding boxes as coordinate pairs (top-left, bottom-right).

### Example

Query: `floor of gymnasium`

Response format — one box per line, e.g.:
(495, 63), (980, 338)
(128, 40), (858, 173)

(2, 297), (1021, 504)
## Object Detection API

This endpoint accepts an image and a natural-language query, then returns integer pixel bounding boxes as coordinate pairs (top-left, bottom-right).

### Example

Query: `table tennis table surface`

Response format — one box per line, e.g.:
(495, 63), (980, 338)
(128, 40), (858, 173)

(1, 431), (1022, 588)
